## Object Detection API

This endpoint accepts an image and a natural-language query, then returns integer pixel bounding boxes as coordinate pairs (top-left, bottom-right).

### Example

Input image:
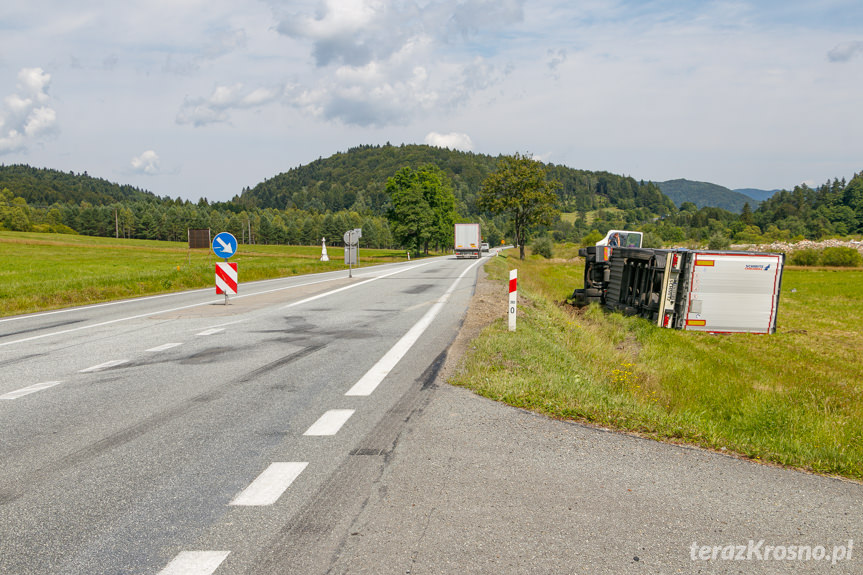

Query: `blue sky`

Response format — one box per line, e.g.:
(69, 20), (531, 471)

(1, 0), (861, 203)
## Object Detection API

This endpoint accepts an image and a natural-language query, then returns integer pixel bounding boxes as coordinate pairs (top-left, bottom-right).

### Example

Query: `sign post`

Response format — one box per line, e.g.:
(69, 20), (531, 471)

(212, 231), (238, 305)
(343, 228), (362, 278)
(508, 269), (517, 332)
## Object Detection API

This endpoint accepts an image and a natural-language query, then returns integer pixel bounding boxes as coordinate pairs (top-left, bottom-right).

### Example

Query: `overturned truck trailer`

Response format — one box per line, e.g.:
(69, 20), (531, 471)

(571, 231), (785, 334)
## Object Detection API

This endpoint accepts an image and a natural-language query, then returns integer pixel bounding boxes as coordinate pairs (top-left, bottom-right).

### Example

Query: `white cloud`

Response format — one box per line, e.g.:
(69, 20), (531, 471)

(176, 83), (282, 126)
(130, 150), (162, 175)
(425, 131), (473, 151)
(0, 68), (58, 154)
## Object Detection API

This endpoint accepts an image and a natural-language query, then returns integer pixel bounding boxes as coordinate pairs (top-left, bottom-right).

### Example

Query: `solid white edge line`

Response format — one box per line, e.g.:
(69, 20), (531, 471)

(229, 462), (308, 506)
(79, 359), (129, 373)
(0, 259), (444, 349)
(0, 381), (63, 400)
(345, 258), (484, 397)
(303, 409), (355, 436)
(157, 551), (230, 575)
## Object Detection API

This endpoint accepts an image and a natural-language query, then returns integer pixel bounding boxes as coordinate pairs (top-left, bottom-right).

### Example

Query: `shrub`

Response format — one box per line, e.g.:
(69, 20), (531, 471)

(707, 232), (731, 250)
(531, 236), (554, 259)
(641, 232), (664, 248)
(581, 230), (603, 247)
(820, 247), (863, 267)
(788, 249), (821, 266)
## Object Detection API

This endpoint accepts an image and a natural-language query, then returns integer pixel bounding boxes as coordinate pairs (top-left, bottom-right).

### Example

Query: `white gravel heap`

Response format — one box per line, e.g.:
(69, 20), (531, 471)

(731, 239), (863, 254)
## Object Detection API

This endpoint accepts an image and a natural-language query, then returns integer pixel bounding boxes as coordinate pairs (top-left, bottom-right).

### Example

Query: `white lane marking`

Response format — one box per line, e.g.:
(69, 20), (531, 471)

(79, 359), (129, 373)
(230, 462), (308, 506)
(281, 260), (437, 310)
(346, 258), (484, 397)
(146, 342), (183, 352)
(0, 381), (63, 400)
(157, 551), (230, 575)
(196, 328), (224, 336)
(0, 260), (445, 349)
(304, 409), (355, 436)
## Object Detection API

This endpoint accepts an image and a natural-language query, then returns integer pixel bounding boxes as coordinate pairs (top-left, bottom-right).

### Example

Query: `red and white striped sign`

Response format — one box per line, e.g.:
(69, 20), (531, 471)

(216, 262), (238, 295)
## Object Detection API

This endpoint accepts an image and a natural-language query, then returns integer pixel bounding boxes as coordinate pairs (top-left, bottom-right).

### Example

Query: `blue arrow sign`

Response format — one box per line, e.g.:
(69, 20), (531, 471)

(212, 232), (237, 259)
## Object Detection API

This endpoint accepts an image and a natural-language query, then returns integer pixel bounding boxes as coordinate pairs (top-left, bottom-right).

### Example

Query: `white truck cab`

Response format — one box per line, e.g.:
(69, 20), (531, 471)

(595, 229), (643, 248)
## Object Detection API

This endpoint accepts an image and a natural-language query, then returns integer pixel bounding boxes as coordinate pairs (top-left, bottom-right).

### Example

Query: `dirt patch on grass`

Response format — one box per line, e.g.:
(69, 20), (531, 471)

(441, 267), (507, 382)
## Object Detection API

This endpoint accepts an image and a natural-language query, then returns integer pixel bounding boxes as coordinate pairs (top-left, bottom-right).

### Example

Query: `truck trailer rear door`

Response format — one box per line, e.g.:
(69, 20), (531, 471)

(682, 252), (784, 334)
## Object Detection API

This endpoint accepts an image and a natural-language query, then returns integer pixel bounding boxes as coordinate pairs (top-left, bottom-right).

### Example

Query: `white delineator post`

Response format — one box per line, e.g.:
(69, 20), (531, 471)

(508, 269), (517, 332)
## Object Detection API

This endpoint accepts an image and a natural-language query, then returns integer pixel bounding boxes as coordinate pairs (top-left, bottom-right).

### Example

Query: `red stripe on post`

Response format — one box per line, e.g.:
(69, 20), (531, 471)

(509, 278), (517, 293)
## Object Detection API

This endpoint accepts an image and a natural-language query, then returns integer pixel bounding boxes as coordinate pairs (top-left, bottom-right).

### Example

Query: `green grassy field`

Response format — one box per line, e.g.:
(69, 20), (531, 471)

(0, 232), (416, 317)
(451, 246), (863, 480)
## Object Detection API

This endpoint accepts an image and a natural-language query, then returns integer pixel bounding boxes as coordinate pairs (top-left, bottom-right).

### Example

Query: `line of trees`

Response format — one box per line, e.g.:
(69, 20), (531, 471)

(0, 191), (397, 248)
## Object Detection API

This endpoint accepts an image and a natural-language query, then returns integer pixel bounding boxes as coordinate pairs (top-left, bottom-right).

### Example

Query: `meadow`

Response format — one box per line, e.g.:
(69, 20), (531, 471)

(451, 245), (863, 480)
(0, 232), (413, 316)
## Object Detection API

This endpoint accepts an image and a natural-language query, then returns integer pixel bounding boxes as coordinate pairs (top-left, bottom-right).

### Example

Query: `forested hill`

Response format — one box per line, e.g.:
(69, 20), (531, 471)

(657, 179), (758, 213)
(0, 164), (158, 206)
(238, 144), (676, 218)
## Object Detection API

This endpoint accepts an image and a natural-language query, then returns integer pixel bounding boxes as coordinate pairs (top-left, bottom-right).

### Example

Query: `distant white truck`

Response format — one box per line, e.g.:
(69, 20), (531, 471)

(454, 223), (481, 259)
(571, 230), (785, 334)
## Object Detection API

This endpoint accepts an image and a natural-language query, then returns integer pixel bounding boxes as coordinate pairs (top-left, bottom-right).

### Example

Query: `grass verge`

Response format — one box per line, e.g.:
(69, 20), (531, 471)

(0, 231), (424, 317)
(450, 247), (863, 480)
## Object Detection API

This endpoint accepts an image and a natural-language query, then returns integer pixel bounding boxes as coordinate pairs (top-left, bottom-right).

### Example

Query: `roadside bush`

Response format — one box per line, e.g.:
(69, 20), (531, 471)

(788, 249), (821, 266)
(707, 232), (731, 250)
(531, 236), (554, 259)
(641, 232), (664, 248)
(581, 230), (603, 247)
(820, 246), (863, 267)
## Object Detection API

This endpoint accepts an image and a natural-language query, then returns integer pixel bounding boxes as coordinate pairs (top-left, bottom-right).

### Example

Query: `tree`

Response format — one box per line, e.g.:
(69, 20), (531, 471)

(386, 165), (456, 253)
(478, 153), (560, 260)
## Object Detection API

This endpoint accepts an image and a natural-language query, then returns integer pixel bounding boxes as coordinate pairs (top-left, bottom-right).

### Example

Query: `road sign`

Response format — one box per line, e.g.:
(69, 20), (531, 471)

(343, 228), (362, 277)
(212, 232), (237, 259)
(216, 262), (238, 295)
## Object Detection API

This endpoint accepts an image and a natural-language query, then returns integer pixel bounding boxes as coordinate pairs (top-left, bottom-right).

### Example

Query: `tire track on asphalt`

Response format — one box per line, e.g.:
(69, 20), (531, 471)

(0, 345), (325, 505)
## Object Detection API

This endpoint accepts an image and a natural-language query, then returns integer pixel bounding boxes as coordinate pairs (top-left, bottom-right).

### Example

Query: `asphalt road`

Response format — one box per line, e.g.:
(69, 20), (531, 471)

(0, 255), (484, 575)
(2, 253), (860, 575)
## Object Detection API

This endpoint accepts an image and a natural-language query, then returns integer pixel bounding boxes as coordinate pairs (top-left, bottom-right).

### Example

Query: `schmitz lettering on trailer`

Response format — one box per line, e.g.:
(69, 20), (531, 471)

(745, 264), (772, 271)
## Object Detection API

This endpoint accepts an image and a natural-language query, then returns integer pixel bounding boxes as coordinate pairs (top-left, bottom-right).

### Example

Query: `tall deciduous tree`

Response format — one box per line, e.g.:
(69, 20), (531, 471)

(479, 153), (560, 260)
(386, 165), (456, 254)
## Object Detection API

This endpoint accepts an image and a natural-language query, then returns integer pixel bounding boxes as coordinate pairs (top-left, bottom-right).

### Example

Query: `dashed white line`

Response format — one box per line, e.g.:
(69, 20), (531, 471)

(196, 328), (224, 336)
(345, 257), (484, 396)
(146, 342), (183, 352)
(157, 551), (230, 575)
(79, 359), (129, 373)
(0, 381), (63, 400)
(303, 409), (355, 436)
(229, 462), (308, 506)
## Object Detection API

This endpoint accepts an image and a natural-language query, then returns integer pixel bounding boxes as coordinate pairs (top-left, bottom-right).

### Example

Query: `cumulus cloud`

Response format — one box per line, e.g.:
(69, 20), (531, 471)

(176, 83), (282, 126)
(261, 0), (520, 126)
(130, 150), (161, 175)
(425, 131), (473, 151)
(828, 41), (863, 62)
(271, 0), (523, 67)
(0, 68), (58, 154)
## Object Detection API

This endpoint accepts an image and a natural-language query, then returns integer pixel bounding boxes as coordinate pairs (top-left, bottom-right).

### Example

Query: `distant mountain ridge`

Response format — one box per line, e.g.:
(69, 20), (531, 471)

(732, 187), (780, 202)
(656, 179), (772, 213)
(238, 144), (676, 217)
(0, 164), (158, 206)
